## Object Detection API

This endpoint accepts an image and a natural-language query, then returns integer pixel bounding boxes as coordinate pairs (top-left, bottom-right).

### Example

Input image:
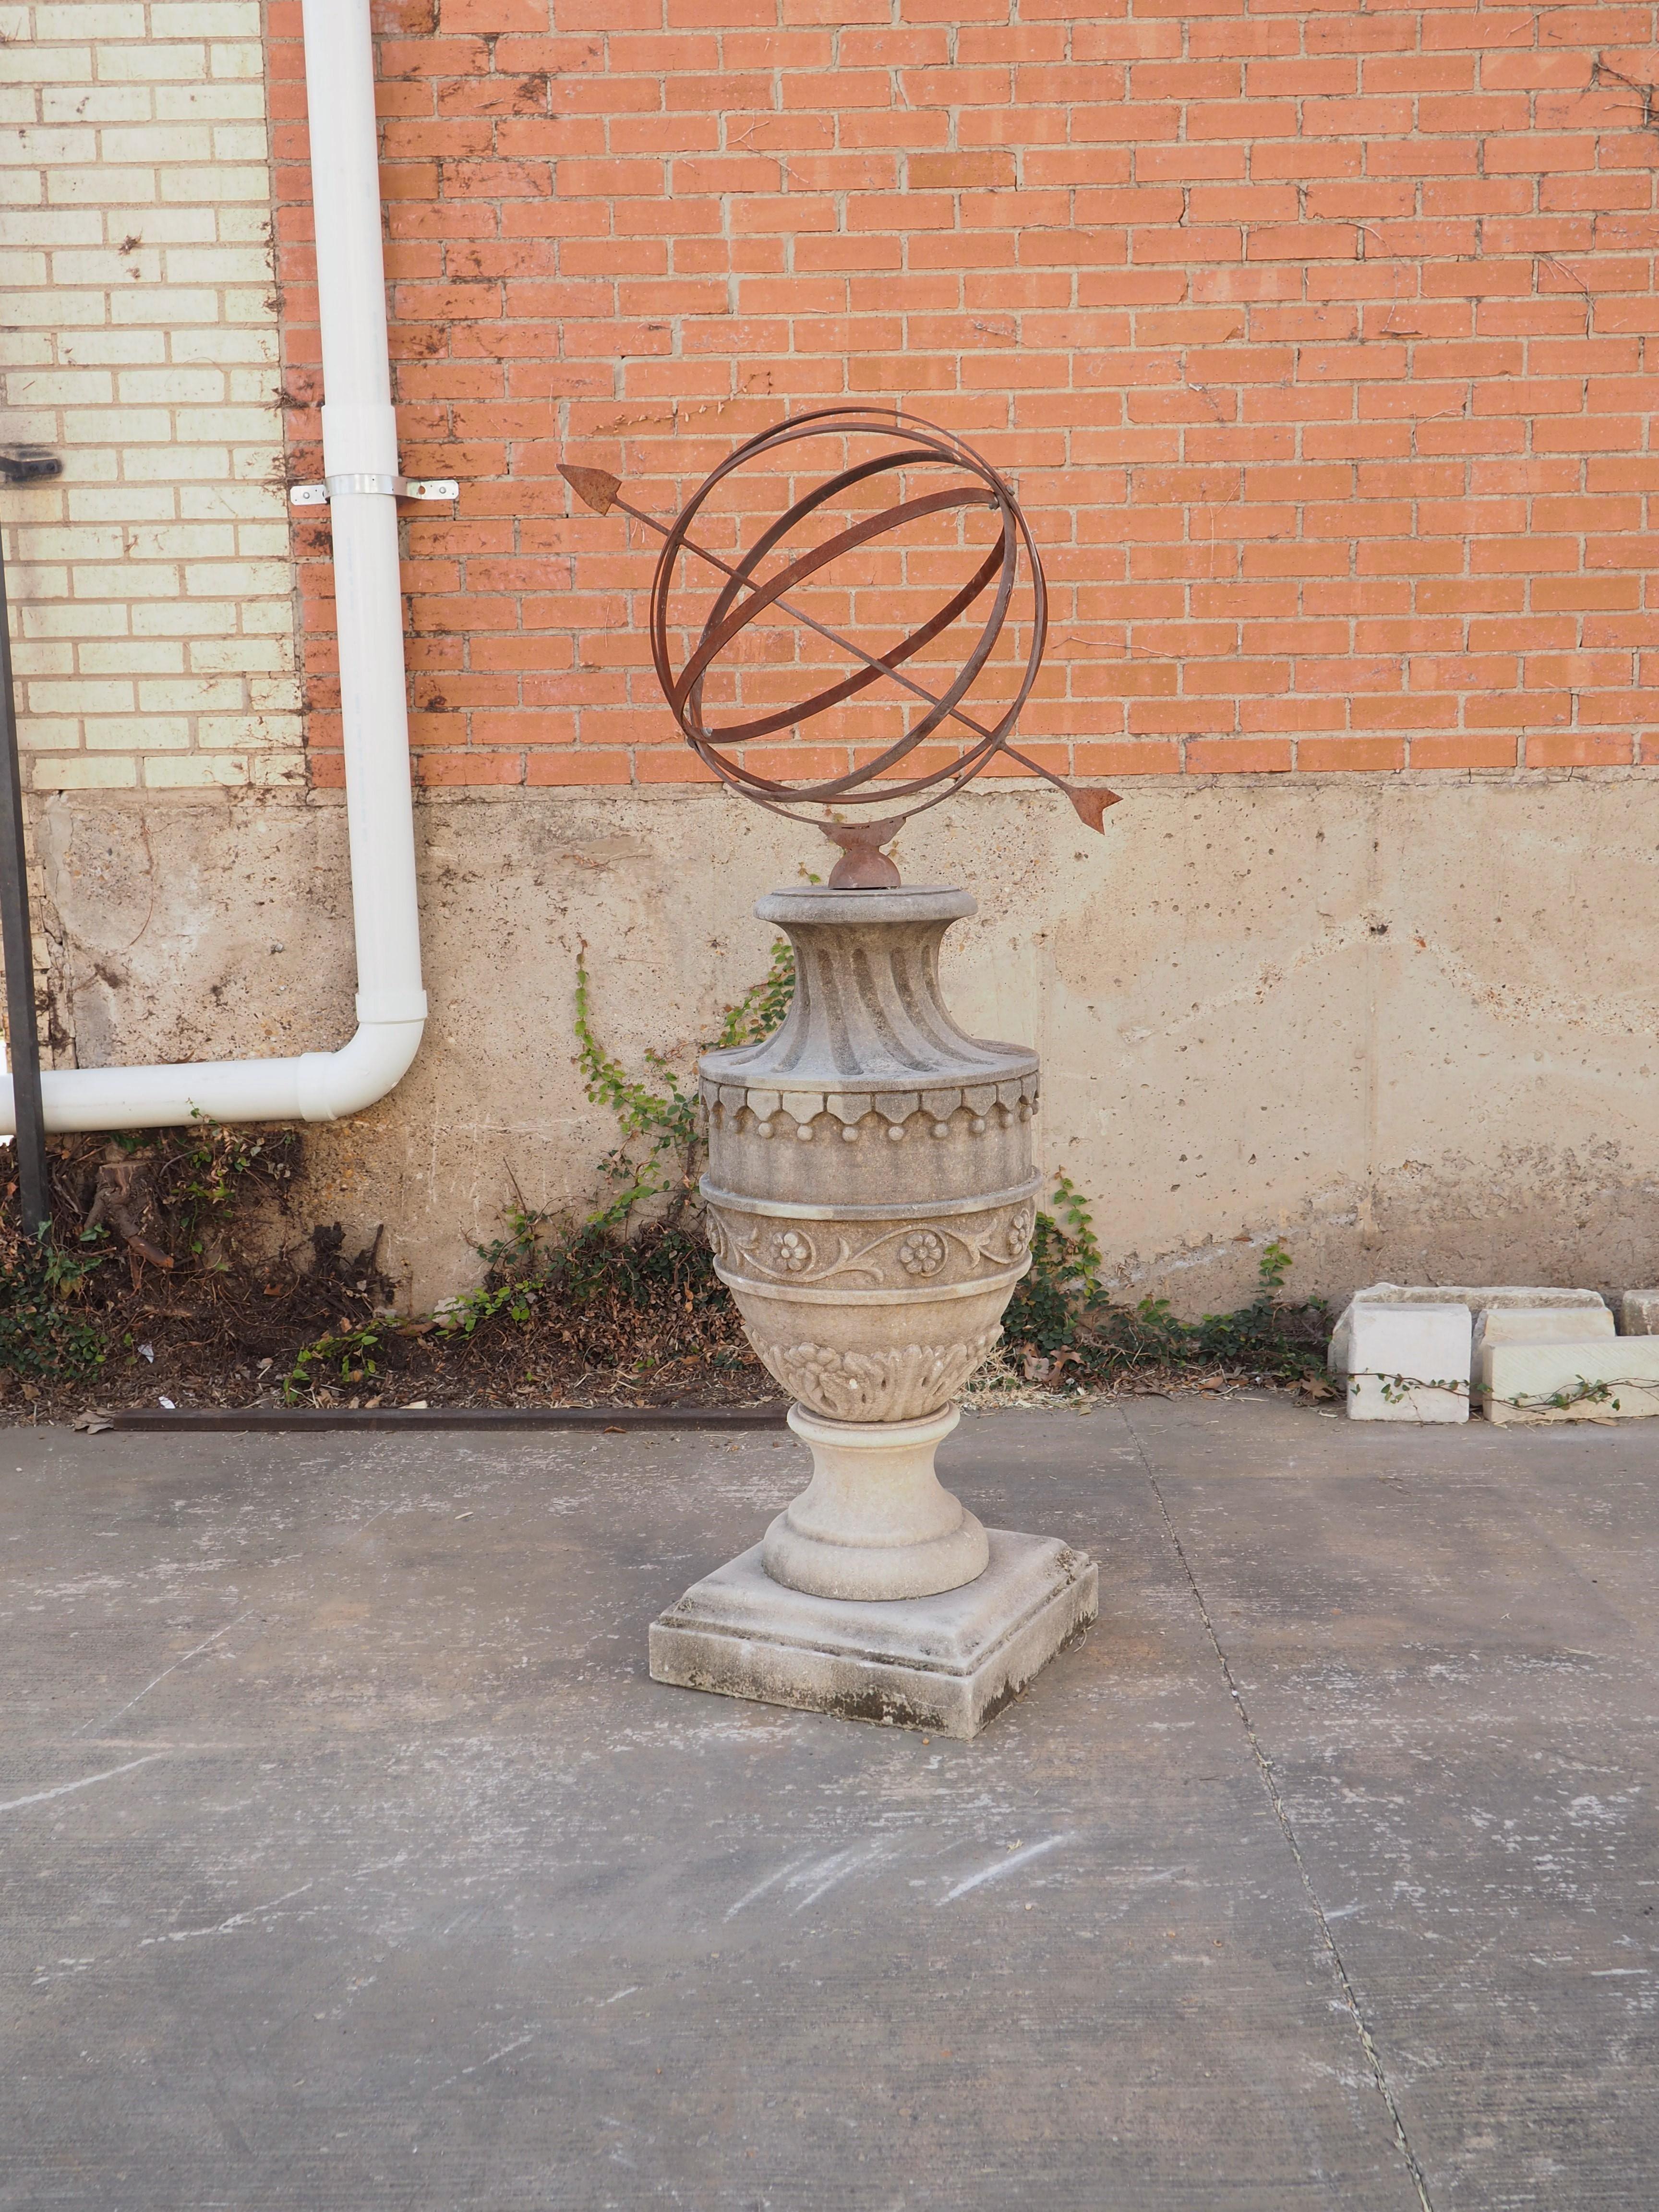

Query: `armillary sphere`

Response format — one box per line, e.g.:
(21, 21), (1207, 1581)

(560, 408), (1119, 887)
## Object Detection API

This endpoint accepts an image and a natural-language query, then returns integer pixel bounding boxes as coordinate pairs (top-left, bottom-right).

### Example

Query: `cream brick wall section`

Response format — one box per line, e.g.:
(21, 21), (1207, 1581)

(0, 1), (301, 793)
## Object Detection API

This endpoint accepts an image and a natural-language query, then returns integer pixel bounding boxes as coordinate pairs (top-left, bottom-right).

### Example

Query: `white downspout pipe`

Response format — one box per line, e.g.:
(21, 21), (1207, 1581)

(0, 0), (426, 1134)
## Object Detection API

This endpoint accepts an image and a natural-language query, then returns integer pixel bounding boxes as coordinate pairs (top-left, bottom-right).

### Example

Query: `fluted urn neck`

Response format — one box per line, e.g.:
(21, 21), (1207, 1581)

(703, 884), (1035, 1093)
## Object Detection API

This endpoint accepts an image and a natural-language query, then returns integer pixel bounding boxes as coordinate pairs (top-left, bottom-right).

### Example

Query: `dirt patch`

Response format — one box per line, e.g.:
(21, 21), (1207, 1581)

(0, 1129), (1334, 1430)
(0, 1130), (779, 1424)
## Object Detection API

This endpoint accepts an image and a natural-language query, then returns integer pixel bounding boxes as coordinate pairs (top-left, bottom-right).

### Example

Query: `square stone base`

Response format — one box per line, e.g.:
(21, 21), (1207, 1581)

(648, 1528), (1098, 1740)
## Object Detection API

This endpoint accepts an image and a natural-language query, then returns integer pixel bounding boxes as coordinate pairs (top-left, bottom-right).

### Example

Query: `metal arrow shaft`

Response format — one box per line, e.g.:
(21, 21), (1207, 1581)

(611, 493), (1007, 750)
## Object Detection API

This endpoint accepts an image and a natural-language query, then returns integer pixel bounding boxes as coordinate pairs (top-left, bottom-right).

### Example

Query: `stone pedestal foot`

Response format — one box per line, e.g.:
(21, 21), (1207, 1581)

(760, 1403), (989, 1600)
(649, 1529), (1098, 1740)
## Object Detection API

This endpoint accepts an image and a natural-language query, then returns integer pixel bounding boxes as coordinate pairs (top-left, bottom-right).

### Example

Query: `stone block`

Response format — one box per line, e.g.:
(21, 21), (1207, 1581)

(1485, 1337), (1659, 1425)
(1473, 1305), (1616, 1397)
(649, 1528), (1098, 1740)
(1620, 1290), (1659, 1336)
(1329, 1283), (1609, 1383)
(1342, 1304), (1471, 1423)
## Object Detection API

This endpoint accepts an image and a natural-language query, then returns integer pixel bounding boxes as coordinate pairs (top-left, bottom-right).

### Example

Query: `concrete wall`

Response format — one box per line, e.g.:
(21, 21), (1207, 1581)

(38, 770), (1659, 1314)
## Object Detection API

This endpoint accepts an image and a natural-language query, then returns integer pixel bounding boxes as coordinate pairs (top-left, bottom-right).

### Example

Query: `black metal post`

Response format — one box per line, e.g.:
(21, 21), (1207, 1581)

(0, 529), (50, 1236)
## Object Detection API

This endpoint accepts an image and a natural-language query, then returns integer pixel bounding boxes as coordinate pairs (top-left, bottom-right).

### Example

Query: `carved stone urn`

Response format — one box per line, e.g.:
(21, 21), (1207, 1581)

(698, 885), (1039, 1600)
(649, 880), (1098, 1736)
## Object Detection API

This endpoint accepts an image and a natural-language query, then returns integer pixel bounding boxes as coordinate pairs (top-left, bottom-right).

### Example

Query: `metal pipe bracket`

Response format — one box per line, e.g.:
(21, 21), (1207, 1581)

(289, 475), (459, 506)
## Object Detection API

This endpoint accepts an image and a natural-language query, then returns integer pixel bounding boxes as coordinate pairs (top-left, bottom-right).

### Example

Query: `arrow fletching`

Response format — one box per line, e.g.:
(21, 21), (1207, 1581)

(1064, 783), (1122, 833)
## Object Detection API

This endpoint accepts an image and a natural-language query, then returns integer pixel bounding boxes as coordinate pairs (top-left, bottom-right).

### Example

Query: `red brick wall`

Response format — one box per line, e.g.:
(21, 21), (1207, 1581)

(269, 0), (1659, 793)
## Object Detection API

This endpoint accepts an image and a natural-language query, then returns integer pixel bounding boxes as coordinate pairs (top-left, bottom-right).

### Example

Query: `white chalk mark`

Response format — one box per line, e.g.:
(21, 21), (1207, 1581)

(462, 2032), (536, 2074)
(138, 1882), (314, 1948)
(938, 1832), (1073, 1903)
(76, 1613), (247, 1737)
(29, 1957), (96, 1988)
(789, 1839), (887, 1911)
(728, 1841), (890, 1917)
(0, 1752), (166, 1816)
(432, 2030), (540, 2090)
(725, 1855), (813, 1920)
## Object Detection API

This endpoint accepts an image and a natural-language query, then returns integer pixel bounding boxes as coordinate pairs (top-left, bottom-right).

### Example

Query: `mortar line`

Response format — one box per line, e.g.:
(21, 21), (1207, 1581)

(1118, 1407), (1435, 2212)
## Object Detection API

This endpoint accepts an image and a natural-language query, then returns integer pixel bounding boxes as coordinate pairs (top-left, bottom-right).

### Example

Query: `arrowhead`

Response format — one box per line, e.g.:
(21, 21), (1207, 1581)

(1064, 783), (1123, 833)
(559, 462), (622, 516)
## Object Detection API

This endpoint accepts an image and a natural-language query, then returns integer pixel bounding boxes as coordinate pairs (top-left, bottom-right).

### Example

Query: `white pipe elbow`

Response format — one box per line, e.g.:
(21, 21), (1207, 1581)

(296, 1017), (426, 1123)
(0, 1016), (425, 1136)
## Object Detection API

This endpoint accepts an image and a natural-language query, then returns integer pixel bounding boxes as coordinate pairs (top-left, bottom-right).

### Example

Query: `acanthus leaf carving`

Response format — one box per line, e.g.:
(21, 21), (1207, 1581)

(747, 1329), (1004, 1422)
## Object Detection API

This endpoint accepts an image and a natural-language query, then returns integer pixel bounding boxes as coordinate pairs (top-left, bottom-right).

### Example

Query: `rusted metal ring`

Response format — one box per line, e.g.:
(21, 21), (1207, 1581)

(647, 408), (1048, 825)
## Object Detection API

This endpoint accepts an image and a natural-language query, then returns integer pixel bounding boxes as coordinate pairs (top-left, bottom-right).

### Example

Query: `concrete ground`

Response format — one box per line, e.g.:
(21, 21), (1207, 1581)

(1, 1399), (1655, 2211)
